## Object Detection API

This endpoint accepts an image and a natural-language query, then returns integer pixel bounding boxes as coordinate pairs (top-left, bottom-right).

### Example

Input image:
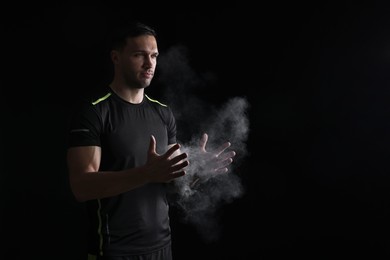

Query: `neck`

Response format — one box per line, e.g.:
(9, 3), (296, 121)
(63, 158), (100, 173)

(109, 84), (144, 104)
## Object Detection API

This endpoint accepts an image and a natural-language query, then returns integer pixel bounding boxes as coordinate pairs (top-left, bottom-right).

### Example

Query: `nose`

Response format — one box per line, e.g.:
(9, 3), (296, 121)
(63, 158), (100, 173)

(144, 56), (154, 68)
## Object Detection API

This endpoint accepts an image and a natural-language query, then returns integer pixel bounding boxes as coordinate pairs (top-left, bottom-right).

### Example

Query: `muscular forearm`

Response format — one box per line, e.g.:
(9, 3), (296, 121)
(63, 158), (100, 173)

(70, 167), (149, 202)
(68, 139), (188, 202)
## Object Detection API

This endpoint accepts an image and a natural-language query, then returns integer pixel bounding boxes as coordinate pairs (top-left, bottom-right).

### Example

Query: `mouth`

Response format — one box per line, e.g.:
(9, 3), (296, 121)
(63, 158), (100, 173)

(142, 72), (154, 79)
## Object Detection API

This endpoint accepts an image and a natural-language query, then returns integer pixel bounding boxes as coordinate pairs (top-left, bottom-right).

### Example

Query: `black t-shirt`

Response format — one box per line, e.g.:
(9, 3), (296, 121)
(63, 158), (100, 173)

(67, 86), (177, 256)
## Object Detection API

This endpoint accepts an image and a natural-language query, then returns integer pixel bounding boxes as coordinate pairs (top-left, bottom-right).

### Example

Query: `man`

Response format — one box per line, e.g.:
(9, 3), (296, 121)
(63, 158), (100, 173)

(66, 21), (236, 260)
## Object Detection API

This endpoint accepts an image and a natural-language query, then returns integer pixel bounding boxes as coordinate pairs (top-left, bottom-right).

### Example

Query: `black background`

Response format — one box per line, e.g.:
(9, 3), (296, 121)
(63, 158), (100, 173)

(2, 2), (390, 259)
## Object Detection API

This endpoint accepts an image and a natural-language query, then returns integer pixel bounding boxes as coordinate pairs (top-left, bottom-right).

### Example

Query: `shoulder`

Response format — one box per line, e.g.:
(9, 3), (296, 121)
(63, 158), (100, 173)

(69, 85), (112, 107)
(144, 94), (173, 114)
(69, 86), (113, 120)
(86, 86), (113, 106)
(145, 94), (169, 108)
(144, 94), (176, 121)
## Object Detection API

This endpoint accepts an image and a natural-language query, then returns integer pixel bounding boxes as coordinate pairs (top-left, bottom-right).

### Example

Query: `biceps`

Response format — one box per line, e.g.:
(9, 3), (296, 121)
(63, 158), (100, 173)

(67, 146), (101, 174)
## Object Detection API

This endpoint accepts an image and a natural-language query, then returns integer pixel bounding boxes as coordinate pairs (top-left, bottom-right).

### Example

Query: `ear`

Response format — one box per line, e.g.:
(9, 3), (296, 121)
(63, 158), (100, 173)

(111, 50), (120, 65)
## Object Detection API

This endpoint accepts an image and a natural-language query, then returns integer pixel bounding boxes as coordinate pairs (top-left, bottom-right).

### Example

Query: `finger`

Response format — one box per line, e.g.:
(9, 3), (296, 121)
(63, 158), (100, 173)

(217, 157), (233, 168)
(170, 160), (189, 172)
(161, 170), (186, 183)
(168, 170), (186, 180)
(199, 133), (208, 151)
(208, 156), (233, 173)
(169, 153), (189, 166)
(216, 151), (236, 161)
(214, 142), (231, 157)
(163, 143), (181, 159)
(214, 168), (229, 174)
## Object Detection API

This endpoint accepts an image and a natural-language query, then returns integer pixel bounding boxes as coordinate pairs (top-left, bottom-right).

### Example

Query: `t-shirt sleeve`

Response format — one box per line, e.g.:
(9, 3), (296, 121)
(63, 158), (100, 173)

(67, 101), (102, 148)
(165, 107), (177, 145)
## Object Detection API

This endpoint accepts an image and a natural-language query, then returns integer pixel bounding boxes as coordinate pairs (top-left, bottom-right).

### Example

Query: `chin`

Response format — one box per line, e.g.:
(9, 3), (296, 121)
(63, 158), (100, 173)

(142, 82), (151, 89)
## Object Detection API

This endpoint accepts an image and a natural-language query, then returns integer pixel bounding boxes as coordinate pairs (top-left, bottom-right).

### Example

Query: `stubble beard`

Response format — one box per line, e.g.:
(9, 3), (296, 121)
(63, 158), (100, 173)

(125, 78), (152, 90)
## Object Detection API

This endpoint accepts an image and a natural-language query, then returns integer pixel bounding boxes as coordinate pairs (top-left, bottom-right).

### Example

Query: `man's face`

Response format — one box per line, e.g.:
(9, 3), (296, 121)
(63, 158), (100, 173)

(113, 35), (159, 89)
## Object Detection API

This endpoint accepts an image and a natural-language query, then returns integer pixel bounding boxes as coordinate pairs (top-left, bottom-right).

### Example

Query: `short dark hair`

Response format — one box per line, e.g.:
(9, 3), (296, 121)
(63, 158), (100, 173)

(109, 21), (157, 51)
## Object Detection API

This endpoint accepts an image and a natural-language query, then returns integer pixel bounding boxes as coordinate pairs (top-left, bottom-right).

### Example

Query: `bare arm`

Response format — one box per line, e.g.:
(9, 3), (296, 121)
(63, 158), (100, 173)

(67, 135), (189, 202)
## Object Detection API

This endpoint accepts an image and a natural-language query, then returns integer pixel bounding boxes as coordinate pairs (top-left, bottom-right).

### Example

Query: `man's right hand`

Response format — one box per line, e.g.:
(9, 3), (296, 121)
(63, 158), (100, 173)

(145, 135), (189, 183)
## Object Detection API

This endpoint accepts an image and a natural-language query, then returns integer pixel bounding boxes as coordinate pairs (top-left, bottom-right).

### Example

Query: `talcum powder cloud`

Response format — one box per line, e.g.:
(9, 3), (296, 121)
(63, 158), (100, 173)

(155, 44), (250, 242)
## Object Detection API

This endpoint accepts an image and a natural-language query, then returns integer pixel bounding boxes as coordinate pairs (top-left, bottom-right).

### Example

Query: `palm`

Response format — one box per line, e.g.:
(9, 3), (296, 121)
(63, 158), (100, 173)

(198, 133), (236, 174)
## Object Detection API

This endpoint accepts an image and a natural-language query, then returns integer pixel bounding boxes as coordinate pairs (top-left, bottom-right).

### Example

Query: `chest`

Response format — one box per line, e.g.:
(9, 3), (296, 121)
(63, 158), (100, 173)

(100, 104), (169, 158)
